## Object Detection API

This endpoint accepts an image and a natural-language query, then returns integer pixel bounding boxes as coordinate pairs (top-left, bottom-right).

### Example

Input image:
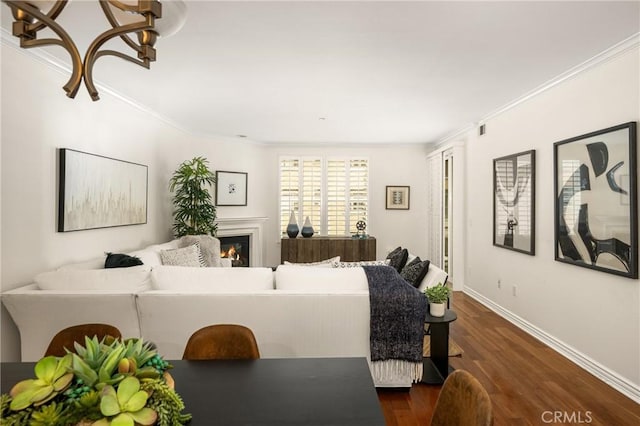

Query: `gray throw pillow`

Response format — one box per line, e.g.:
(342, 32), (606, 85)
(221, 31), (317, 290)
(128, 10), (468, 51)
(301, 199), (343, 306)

(180, 235), (222, 267)
(400, 260), (431, 288)
(160, 244), (205, 267)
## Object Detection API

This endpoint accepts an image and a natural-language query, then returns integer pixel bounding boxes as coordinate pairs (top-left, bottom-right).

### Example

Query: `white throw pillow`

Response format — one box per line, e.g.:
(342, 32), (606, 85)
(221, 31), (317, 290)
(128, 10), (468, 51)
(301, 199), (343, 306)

(35, 265), (152, 292)
(275, 265), (368, 291)
(160, 244), (205, 267)
(332, 260), (391, 268)
(151, 265), (274, 292)
(283, 256), (340, 267)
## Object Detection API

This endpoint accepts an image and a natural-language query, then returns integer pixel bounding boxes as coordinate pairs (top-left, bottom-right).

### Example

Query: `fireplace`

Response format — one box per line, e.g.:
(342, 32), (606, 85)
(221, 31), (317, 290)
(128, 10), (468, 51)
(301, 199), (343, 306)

(219, 235), (250, 267)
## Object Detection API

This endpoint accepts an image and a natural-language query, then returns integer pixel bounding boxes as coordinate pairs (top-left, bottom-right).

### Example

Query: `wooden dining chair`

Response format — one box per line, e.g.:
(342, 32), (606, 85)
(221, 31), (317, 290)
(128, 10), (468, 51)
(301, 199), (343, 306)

(45, 323), (122, 357)
(182, 324), (260, 360)
(430, 369), (493, 426)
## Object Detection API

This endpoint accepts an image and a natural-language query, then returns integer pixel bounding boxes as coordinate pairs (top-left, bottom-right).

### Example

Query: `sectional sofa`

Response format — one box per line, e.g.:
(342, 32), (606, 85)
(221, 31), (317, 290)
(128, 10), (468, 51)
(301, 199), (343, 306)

(2, 239), (448, 388)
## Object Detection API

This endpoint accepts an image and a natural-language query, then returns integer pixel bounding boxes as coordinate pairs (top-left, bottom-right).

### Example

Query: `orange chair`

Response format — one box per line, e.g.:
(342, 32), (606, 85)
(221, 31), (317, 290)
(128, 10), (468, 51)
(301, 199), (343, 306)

(182, 324), (260, 360)
(45, 323), (122, 357)
(430, 369), (493, 426)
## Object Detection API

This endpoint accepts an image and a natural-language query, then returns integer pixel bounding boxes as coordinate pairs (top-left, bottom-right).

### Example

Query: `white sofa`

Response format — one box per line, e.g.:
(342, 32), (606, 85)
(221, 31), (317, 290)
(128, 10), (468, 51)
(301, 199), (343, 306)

(2, 241), (448, 388)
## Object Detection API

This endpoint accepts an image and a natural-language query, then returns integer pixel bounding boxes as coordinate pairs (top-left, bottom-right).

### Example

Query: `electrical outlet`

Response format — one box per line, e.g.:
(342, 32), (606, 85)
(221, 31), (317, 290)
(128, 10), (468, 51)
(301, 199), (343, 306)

(497, 279), (501, 289)
(512, 286), (517, 296)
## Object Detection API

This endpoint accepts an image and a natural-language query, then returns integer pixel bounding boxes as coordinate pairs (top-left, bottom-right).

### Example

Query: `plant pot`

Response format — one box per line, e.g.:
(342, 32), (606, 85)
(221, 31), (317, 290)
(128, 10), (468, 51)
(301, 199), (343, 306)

(429, 302), (445, 317)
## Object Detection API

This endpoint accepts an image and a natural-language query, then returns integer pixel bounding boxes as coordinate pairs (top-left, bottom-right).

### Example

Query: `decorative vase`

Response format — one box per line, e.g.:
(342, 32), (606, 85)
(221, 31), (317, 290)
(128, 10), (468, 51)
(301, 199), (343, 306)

(286, 211), (299, 238)
(429, 302), (445, 317)
(301, 216), (314, 238)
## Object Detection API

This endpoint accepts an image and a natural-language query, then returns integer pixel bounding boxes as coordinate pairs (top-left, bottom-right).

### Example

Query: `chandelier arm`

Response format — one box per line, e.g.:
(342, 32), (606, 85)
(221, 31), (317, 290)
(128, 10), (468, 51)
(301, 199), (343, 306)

(99, 0), (144, 55)
(107, 0), (147, 14)
(95, 50), (151, 68)
(4, 1), (83, 98)
(83, 21), (155, 101)
(26, 0), (68, 33)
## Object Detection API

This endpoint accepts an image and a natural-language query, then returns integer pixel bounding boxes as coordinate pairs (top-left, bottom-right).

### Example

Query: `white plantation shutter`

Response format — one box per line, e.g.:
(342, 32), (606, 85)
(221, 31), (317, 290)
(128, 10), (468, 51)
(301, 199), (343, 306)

(327, 160), (347, 235)
(348, 159), (368, 235)
(279, 158), (300, 236)
(280, 157), (368, 237)
(301, 159), (322, 234)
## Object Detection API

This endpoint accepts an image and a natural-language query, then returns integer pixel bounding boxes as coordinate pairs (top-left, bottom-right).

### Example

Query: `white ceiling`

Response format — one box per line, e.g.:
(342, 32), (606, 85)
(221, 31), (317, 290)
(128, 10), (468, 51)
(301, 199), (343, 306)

(3, 1), (640, 144)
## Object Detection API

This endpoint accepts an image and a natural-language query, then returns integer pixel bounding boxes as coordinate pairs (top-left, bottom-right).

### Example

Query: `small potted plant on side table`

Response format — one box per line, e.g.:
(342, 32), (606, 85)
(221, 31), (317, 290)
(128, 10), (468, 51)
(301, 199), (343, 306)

(424, 283), (451, 317)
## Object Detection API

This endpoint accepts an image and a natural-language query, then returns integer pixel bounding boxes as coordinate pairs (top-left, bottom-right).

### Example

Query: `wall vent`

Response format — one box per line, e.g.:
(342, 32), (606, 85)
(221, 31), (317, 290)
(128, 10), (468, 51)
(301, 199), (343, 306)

(479, 124), (486, 136)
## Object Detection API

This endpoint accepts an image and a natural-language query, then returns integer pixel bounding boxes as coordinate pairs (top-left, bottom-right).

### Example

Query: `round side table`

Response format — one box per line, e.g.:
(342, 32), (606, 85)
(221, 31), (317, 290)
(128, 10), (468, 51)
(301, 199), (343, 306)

(421, 309), (457, 385)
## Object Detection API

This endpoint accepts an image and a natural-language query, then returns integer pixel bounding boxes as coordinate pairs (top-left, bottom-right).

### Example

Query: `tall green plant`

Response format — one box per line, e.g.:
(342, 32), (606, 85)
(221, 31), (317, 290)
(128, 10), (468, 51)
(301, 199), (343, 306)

(169, 157), (218, 237)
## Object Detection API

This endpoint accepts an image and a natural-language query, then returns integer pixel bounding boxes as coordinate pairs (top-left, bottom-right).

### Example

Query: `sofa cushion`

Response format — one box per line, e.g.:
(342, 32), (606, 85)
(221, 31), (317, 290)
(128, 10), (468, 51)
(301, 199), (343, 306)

(179, 235), (223, 267)
(160, 244), (205, 267)
(35, 266), (151, 292)
(332, 260), (390, 268)
(283, 256), (340, 267)
(105, 252), (143, 268)
(150, 265), (274, 292)
(275, 265), (368, 291)
(57, 257), (106, 270)
(400, 259), (431, 288)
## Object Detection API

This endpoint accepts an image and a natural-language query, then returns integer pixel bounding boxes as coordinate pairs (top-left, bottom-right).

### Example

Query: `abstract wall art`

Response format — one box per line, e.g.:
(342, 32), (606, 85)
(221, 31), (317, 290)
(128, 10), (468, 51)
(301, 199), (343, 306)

(493, 150), (536, 255)
(58, 149), (148, 232)
(554, 122), (637, 278)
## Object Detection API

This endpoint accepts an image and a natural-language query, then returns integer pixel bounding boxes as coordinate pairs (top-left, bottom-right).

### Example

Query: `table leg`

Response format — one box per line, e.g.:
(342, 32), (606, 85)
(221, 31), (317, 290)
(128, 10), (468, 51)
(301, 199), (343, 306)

(420, 322), (454, 385)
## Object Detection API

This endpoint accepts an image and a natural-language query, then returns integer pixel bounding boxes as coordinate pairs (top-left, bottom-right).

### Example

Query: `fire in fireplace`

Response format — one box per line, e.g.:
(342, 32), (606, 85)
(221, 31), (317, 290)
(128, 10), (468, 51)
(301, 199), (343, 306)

(219, 235), (250, 267)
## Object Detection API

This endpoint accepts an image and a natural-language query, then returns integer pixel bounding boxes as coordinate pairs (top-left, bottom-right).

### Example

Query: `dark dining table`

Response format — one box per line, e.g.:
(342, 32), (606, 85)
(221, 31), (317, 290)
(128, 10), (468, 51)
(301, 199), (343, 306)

(1, 357), (386, 426)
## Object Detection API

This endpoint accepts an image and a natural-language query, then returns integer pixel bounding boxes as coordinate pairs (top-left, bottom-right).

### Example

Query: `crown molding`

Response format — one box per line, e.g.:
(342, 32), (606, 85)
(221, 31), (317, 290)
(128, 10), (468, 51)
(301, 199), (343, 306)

(436, 32), (640, 145)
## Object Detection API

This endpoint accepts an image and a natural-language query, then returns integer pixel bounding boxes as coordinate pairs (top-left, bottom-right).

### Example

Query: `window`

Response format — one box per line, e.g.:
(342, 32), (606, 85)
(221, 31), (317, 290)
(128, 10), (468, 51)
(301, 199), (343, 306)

(279, 157), (369, 237)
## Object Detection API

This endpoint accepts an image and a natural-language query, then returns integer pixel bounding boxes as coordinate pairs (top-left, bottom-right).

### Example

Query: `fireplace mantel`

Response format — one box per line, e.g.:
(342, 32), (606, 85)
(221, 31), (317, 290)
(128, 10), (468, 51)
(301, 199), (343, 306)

(216, 217), (267, 267)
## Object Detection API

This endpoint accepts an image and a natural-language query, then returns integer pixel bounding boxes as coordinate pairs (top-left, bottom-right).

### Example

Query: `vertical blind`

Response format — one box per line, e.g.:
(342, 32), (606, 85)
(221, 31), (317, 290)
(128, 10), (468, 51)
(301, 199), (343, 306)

(280, 157), (368, 237)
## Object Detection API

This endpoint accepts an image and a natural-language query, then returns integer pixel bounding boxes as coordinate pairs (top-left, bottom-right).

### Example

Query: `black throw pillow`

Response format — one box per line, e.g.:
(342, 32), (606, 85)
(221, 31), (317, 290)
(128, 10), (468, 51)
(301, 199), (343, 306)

(105, 252), (143, 269)
(387, 248), (408, 272)
(401, 256), (422, 274)
(400, 259), (431, 288)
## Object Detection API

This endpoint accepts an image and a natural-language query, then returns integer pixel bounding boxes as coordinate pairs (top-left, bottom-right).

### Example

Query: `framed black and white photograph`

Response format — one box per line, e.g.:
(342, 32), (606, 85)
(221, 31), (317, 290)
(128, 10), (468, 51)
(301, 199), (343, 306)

(493, 150), (536, 255)
(386, 186), (410, 210)
(554, 122), (637, 278)
(216, 171), (248, 206)
(58, 149), (148, 232)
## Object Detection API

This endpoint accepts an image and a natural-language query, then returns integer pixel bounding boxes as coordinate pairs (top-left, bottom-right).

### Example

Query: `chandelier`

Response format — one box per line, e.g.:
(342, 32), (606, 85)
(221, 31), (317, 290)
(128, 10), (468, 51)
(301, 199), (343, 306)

(3, 0), (187, 101)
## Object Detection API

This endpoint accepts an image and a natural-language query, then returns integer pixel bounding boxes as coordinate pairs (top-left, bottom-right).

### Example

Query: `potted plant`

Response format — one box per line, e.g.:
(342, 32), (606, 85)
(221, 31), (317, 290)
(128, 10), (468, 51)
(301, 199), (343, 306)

(424, 283), (451, 317)
(0, 337), (190, 425)
(169, 157), (218, 237)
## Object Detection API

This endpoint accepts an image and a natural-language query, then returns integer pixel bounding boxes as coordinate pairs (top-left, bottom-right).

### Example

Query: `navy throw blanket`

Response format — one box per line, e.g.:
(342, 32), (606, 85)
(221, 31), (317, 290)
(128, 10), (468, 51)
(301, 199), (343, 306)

(363, 265), (427, 363)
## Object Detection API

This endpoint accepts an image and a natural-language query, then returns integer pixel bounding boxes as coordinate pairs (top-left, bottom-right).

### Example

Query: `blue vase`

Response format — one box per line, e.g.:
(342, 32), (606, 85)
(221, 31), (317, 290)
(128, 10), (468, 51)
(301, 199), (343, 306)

(286, 211), (299, 238)
(301, 216), (314, 238)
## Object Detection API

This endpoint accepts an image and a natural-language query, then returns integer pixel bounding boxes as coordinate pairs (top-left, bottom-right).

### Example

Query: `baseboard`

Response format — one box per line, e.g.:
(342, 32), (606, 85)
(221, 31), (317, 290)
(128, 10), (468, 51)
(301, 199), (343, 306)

(463, 288), (640, 404)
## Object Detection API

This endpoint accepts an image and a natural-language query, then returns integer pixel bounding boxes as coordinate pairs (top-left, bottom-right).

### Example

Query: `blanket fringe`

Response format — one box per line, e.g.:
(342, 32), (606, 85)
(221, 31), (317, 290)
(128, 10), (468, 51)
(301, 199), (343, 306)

(371, 359), (423, 384)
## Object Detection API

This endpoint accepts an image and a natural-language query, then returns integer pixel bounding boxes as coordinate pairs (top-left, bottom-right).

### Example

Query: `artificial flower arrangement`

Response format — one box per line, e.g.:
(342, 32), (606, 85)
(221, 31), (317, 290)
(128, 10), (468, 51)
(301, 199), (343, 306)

(0, 336), (191, 426)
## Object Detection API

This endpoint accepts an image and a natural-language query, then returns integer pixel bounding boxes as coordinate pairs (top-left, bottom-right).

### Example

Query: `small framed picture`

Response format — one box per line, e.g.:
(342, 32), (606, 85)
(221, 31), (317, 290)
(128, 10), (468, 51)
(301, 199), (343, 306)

(215, 171), (248, 206)
(386, 186), (410, 210)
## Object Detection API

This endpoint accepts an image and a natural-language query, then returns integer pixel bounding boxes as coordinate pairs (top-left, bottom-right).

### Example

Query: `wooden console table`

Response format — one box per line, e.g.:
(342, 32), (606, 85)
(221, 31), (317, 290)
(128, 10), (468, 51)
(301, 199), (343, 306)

(281, 236), (376, 263)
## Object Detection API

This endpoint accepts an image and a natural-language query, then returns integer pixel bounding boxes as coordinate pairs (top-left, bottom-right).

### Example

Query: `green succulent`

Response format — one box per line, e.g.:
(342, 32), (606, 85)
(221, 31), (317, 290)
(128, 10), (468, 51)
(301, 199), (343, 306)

(28, 401), (69, 426)
(93, 377), (157, 426)
(9, 354), (74, 411)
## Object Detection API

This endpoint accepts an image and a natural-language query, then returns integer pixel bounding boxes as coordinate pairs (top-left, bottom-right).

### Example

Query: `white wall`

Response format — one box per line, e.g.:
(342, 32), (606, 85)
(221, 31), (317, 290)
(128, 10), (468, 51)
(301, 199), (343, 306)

(0, 45), (270, 361)
(261, 144), (432, 267)
(464, 47), (640, 391)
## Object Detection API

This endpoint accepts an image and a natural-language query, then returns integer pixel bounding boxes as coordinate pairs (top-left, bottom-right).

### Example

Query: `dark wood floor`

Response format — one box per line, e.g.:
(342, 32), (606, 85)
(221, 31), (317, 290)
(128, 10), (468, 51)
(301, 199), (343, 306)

(377, 292), (640, 426)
